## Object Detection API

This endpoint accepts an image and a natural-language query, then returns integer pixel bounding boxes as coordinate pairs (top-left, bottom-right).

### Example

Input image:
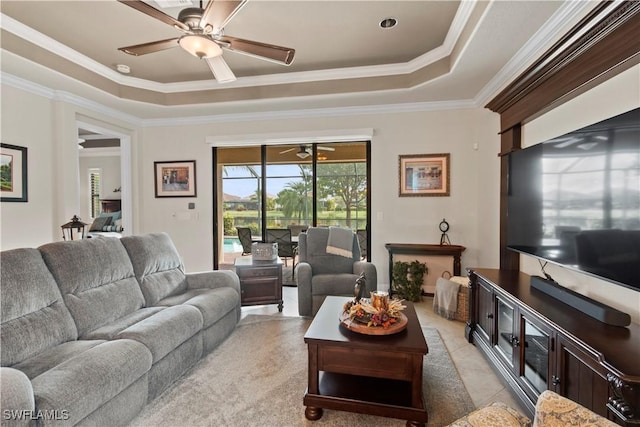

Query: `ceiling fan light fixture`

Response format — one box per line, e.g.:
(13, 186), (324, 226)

(296, 151), (311, 159)
(179, 35), (222, 58)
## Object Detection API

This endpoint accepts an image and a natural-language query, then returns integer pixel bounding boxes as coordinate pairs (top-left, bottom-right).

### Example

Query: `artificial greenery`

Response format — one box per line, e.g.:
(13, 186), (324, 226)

(392, 260), (428, 302)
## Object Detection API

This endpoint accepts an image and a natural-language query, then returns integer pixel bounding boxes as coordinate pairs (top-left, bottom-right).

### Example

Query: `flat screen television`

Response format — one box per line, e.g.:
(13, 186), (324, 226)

(507, 107), (640, 291)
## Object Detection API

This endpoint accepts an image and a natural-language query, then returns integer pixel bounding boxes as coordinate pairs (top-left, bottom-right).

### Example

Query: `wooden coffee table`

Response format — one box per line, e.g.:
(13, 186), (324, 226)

(303, 296), (428, 427)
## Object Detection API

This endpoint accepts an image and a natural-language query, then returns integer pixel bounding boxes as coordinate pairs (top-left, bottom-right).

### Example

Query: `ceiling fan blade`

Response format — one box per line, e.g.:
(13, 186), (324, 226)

(117, 0), (189, 31)
(279, 148), (296, 154)
(217, 35), (295, 65)
(200, 0), (247, 32)
(118, 38), (180, 56)
(317, 146), (336, 152)
(205, 56), (237, 83)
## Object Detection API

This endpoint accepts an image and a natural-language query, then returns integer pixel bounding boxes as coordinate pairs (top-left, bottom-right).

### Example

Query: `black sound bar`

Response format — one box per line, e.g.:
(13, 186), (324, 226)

(530, 276), (631, 327)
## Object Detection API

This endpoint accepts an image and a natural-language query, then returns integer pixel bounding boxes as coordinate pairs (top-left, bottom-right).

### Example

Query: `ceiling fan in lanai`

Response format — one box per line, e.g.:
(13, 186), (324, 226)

(279, 144), (335, 159)
(116, 0), (295, 83)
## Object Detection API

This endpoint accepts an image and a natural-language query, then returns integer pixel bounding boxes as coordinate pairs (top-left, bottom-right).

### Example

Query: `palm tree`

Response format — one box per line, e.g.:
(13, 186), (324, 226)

(276, 181), (311, 223)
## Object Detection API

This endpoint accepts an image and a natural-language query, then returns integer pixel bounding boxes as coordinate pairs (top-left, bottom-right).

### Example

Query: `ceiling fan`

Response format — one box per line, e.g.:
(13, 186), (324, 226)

(279, 145), (336, 159)
(116, 0), (295, 83)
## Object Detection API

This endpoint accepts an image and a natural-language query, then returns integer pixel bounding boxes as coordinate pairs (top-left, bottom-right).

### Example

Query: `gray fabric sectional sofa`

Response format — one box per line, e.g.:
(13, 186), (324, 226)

(0, 233), (241, 426)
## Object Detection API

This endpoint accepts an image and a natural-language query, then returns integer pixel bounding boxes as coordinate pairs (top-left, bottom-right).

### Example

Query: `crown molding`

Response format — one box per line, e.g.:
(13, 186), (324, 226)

(0, 1), (476, 93)
(142, 99), (479, 127)
(2, 68), (479, 128)
(0, 71), (142, 126)
(474, 0), (597, 107)
(0, 68), (55, 98)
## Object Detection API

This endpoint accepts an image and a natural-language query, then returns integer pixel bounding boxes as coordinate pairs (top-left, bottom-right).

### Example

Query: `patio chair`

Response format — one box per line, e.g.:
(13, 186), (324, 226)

(288, 224), (309, 237)
(296, 227), (377, 316)
(236, 227), (254, 256)
(265, 228), (298, 270)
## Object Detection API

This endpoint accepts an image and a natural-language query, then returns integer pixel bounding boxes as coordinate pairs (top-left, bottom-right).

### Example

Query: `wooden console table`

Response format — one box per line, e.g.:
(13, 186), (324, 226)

(385, 243), (466, 294)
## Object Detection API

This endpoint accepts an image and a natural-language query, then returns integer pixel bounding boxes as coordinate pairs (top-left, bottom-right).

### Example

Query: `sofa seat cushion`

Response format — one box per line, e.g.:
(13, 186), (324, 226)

(115, 305), (203, 363)
(156, 287), (240, 328)
(30, 339), (151, 426)
(83, 307), (165, 340)
(447, 401), (532, 427)
(312, 273), (360, 296)
(13, 340), (106, 380)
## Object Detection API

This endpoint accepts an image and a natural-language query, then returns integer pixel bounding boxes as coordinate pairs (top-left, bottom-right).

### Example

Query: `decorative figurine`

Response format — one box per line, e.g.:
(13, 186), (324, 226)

(354, 272), (366, 302)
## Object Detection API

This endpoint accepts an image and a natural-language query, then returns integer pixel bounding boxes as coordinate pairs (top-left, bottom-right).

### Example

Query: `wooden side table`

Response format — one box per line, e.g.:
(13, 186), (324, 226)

(385, 243), (466, 295)
(234, 256), (283, 312)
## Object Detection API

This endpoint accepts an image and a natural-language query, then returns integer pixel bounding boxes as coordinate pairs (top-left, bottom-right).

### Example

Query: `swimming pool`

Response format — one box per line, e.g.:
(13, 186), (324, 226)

(223, 237), (243, 253)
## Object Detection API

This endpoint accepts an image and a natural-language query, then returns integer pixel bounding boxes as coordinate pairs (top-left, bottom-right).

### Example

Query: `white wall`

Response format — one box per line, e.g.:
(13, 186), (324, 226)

(0, 83), (136, 249)
(0, 85), (56, 248)
(522, 64), (640, 324)
(137, 108), (501, 276)
(0, 80), (502, 280)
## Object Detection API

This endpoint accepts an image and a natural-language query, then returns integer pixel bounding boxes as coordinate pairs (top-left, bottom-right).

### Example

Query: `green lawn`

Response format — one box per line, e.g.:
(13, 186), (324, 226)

(226, 209), (367, 233)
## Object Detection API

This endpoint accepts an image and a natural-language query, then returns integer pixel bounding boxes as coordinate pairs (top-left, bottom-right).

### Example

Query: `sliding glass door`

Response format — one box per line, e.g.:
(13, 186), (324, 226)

(214, 141), (369, 269)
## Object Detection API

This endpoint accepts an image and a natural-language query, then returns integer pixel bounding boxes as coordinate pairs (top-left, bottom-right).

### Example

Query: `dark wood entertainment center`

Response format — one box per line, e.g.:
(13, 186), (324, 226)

(466, 269), (640, 424)
(475, 2), (640, 425)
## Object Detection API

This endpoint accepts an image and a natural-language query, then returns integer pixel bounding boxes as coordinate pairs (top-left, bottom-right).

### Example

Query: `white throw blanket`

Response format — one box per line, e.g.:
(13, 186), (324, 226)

(433, 277), (460, 320)
(326, 226), (353, 258)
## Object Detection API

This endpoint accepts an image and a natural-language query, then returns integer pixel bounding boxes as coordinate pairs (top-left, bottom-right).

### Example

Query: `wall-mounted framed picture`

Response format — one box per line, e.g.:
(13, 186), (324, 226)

(154, 160), (197, 198)
(1, 143), (28, 202)
(399, 153), (450, 197)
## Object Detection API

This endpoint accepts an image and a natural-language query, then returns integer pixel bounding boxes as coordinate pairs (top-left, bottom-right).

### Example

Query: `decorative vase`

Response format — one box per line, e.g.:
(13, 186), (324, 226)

(371, 291), (389, 311)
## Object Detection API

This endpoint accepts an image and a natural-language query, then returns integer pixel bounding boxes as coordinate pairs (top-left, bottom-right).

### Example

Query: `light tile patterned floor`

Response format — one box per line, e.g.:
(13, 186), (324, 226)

(240, 286), (527, 416)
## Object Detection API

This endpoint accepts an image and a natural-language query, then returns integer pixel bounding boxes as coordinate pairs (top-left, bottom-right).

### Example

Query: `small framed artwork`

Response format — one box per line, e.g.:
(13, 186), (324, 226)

(1, 143), (28, 202)
(399, 153), (450, 197)
(154, 160), (197, 198)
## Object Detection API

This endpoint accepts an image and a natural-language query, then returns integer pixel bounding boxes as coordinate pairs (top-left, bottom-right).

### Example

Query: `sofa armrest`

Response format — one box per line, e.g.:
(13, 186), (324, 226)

(1, 367), (35, 427)
(185, 270), (241, 297)
(353, 261), (377, 293)
(296, 262), (313, 317)
(533, 390), (618, 427)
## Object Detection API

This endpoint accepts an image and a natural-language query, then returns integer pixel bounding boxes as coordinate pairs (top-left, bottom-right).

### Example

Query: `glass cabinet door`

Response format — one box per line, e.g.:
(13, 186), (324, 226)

(476, 280), (494, 344)
(495, 298), (515, 366)
(522, 318), (549, 394)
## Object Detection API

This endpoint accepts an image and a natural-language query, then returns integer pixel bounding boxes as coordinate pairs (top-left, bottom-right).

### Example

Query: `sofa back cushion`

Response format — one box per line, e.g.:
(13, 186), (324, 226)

(299, 227), (360, 275)
(39, 238), (145, 338)
(120, 233), (188, 306)
(0, 248), (78, 366)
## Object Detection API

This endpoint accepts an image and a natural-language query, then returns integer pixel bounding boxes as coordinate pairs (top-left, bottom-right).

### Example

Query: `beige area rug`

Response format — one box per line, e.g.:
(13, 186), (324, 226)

(131, 316), (475, 426)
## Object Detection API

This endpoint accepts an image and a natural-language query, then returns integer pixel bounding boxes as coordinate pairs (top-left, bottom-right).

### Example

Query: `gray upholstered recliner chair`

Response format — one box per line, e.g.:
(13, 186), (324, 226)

(296, 227), (377, 316)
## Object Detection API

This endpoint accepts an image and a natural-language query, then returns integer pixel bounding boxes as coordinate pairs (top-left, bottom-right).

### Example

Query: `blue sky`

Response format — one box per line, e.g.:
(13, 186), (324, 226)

(223, 164), (304, 198)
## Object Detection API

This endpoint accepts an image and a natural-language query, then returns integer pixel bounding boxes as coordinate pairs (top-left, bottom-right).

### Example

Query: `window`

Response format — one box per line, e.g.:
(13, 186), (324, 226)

(214, 142), (370, 267)
(89, 169), (101, 219)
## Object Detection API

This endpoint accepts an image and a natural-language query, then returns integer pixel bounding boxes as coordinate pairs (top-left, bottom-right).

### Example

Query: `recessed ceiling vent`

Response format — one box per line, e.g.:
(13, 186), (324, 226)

(379, 17), (397, 29)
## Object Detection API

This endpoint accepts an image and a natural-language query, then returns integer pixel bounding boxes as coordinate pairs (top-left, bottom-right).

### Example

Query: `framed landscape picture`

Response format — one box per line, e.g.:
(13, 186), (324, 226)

(399, 153), (450, 197)
(1, 143), (28, 202)
(154, 160), (197, 198)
